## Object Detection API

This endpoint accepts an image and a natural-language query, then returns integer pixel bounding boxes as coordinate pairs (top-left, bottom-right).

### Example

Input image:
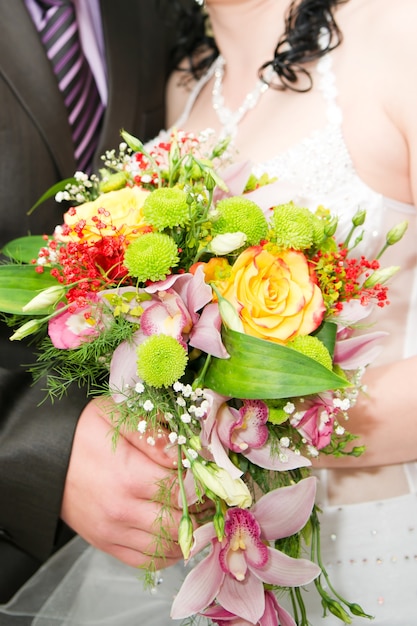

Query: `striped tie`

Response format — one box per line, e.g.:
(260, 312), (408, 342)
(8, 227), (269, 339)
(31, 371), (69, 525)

(37, 0), (104, 172)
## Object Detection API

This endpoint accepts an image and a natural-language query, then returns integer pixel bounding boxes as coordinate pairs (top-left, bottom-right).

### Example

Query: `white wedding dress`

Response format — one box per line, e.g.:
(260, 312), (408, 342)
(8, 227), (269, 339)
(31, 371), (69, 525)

(2, 51), (416, 626)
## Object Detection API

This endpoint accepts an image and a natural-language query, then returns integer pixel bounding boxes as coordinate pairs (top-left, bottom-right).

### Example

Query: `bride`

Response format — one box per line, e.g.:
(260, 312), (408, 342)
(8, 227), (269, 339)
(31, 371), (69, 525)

(3, 0), (417, 624)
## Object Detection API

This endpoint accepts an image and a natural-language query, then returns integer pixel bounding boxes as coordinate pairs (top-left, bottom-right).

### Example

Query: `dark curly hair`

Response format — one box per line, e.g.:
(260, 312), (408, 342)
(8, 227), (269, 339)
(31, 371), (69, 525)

(167, 0), (348, 92)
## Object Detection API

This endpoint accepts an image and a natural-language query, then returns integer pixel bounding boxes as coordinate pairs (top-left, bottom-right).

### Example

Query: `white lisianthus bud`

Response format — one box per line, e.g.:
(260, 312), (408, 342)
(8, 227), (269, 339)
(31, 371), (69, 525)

(363, 265), (400, 288)
(352, 208), (366, 227)
(10, 319), (42, 341)
(178, 514), (194, 560)
(208, 232), (247, 255)
(212, 288), (244, 333)
(386, 220), (408, 246)
(22, 285), (66, 312)
(192, 461), (252, 508)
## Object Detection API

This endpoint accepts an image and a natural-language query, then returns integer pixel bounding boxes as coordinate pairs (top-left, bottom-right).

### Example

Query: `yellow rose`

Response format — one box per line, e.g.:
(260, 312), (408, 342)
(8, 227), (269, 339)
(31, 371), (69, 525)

(58, 186), (151, 243)
(221, 246), (325, 343)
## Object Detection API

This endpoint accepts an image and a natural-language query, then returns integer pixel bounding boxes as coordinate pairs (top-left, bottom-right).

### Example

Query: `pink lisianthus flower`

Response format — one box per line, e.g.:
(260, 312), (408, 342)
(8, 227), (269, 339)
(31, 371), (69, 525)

(48, 297), (106, 349)
(202, 590), (296, 626)
(290, 394), (336, 451)
(201, 392), (310, 479)
(170, 477), (320, 624)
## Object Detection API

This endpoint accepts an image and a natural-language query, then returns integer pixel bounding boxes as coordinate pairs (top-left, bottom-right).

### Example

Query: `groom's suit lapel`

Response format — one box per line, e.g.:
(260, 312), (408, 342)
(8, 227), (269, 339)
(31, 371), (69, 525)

(0, 0), (75, 178)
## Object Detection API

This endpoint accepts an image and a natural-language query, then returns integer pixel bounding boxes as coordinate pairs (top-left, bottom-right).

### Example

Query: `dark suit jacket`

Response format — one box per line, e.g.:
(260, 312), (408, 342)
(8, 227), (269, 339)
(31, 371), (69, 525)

(0, 0), (181, 602)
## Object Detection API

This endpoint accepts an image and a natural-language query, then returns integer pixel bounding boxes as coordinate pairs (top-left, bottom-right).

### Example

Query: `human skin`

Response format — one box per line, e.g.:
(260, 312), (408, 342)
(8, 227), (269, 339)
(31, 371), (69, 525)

(61, 398), (184, 568)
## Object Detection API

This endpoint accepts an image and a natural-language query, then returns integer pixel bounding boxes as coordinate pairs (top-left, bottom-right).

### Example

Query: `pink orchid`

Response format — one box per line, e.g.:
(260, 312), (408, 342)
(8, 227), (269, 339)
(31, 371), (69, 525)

(201, 392), (311, 479)
(139, 289), (193, 348)
(106, 286), (192, 400)
(202, 590), (296, 626)
(334, 330), (388, 370)
(102, 269), (228, 401)
(48, 297), (105, 349)
(146, 267), (227, 358)
(170, 477), (320, 624)
(333, 300), (388, 369)
(108, 330), (145, 402)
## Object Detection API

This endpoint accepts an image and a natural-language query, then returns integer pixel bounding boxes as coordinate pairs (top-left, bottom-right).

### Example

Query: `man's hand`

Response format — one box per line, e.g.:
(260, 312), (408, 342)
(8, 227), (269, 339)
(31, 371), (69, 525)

(61, 398), (183, 569)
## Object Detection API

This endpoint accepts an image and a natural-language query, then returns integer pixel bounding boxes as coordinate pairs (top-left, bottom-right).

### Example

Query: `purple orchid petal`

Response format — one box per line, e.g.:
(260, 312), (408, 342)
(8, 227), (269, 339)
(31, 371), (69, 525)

(335, 331), (388, 369)
(140, 295), (191, 348)
(201, 604), (238, 622)
(264, 591), (297, 626)
(200, 390), (230, 446)
(178, 470), (199, 507)
(190, 521), (217, 557)
(208, 423), (243, 479)
(217, 571), (265, 624)
(217, 401), (269, 454)
(144, 274), (180, 293)
(170, 543), (223, 619)
(145, 269), (212, 315)
(189, 302), (229, 358)
(177, 265), (214, 315)
(252, 477), (317, 540)
(251, 547), (320, 587)
(245, 444), (311, 471)
(108, 332), (144, 402)
(336, 298), (374, 326)
(219, 509), (268, 579)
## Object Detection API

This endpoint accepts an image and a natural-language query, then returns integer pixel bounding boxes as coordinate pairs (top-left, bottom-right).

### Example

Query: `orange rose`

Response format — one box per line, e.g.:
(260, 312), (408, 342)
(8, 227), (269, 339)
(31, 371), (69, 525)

(221, 246), (325, 343)
(57, 186), (151, 243)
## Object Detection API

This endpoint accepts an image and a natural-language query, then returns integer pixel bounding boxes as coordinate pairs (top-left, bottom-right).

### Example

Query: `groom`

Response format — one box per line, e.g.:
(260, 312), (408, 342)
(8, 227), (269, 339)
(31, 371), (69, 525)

(0, 0), (189, 608)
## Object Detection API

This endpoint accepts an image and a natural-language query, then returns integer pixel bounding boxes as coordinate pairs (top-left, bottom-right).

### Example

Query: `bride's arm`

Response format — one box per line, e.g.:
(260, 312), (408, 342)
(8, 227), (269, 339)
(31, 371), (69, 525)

(315, 354), (417, 468)
(318, 6), (417, 470)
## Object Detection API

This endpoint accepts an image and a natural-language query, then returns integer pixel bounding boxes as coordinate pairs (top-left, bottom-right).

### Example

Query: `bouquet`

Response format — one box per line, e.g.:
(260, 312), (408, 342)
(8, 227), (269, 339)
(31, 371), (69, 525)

(0, 128), (407, 625)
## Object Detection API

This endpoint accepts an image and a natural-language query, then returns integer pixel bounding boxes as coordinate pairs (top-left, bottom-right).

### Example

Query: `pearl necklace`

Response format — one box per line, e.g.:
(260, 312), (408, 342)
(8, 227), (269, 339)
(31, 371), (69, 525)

(211, 55), (272, 140)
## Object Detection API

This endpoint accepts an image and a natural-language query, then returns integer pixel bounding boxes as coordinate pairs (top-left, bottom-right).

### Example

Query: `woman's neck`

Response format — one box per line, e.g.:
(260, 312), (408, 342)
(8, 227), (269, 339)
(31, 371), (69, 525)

(206, 0), (287, 92)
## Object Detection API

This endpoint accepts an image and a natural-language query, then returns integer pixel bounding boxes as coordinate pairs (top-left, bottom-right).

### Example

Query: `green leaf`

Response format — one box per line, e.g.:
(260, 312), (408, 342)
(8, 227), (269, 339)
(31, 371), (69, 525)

(312, 320), (337, 357)
(204, 327), (349, 399)
(27, 177), (77, 215)
(0, 265), (58, 314)
(2, 236), (46, 263)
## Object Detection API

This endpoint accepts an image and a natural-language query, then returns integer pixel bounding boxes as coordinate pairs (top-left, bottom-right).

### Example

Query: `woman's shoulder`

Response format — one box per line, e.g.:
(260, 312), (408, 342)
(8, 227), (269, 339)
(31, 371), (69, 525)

(165, 69), (195, 129)
(165, 47), (216, 128)
(358, 0), (417, 48)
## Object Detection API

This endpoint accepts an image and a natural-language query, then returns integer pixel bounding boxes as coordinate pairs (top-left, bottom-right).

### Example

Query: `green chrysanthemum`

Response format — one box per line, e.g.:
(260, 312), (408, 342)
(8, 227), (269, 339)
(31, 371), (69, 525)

(287, 335), (333, 370)
(124, 232), (179, 283)
(213, 197), (268, 245)
(142, 187), (189, 230)
(271, 202), (324, 250)
(99, 171), (129, 193)
(137, 334), (188, 388)
(265, 399), (290, 425)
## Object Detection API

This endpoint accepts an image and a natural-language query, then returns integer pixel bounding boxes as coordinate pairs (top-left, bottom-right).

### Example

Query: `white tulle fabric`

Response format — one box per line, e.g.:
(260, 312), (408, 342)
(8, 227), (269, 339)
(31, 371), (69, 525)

(2, 51), (417, 625)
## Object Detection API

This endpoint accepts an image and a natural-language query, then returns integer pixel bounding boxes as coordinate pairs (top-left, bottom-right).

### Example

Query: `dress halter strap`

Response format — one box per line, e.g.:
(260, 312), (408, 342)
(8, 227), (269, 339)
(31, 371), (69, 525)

(315, 50), (343, 127)
(172, 63), (217, 130)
